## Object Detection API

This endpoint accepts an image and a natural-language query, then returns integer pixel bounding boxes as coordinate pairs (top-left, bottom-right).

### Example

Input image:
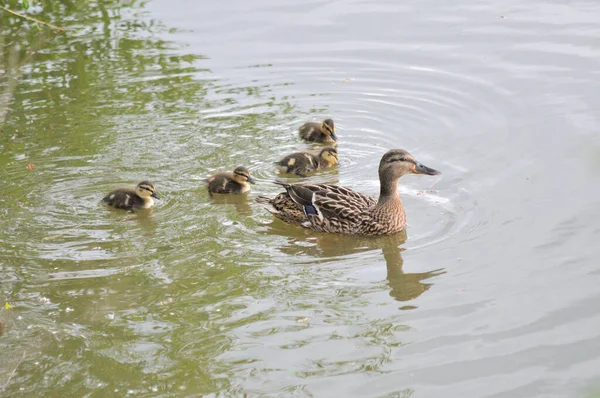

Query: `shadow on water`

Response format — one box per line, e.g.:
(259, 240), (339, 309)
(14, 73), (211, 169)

(261, 220), (445, 304)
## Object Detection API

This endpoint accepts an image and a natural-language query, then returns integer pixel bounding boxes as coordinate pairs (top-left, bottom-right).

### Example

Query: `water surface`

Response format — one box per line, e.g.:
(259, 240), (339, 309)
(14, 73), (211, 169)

(1, 0), (600, 396)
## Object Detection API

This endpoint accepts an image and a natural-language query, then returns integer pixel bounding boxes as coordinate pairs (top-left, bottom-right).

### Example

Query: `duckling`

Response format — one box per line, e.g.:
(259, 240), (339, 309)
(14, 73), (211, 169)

(275, 147), (338, 177)
(257, 149), (440, 235)
(299, 118), (337, 143)
(102, 180), (159, 211)
(205, 166), (256, 194)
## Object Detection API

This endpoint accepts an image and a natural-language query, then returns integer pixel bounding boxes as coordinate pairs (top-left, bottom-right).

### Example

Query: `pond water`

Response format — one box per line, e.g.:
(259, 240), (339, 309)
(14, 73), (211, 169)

(1, 0), (600, 396)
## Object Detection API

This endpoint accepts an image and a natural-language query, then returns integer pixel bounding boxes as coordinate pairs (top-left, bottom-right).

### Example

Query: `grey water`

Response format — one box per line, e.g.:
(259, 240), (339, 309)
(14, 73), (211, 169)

(1, 0), (600, 396)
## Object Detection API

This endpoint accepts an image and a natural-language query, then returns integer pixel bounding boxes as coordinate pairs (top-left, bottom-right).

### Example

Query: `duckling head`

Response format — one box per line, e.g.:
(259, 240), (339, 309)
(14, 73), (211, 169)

(233, 166), (256, 185)
(136, 180), (160, 199)
(379, 149), (440, 181)
(321, 119), (337, 141)
(319, 147), (339, 165)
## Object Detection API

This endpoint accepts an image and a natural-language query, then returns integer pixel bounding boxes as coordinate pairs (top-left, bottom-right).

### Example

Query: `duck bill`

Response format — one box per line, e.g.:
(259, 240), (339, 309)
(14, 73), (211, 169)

(151, 192), (161, 199)
(247, 176), (256, 185)
(330, 132), (338, 142)
(414, 162), (440, 176)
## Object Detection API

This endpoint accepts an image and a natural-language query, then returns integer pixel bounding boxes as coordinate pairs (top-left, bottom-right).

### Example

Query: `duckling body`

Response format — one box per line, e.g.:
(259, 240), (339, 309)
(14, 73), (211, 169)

(299, 119), (337, 143)
(102, 180), (159, 211)
(275, 147), (338, 177)
(206, 166), (255, 194)
(257, 149), (440, 235)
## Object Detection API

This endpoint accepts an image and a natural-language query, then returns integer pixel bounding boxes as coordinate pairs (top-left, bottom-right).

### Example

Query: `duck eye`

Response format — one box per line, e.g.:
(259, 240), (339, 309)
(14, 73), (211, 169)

(389, 157), (413, 164)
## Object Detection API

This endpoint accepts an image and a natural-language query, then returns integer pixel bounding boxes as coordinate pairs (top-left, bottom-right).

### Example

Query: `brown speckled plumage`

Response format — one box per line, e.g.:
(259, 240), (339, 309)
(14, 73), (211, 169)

(275, 147), (338, 177)
(298, 119), (337, 143)
(257, 149), (440, 235)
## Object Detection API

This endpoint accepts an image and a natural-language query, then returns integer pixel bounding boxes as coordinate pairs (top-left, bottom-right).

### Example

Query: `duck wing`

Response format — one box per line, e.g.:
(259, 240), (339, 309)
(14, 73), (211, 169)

(275, 183), (376, 219)
(102, 188), (144, 210)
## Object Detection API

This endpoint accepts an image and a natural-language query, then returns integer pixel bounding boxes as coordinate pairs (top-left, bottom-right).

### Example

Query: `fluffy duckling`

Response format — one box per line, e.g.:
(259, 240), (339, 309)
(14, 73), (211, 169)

(206, 166), (256, 194)
(299, 118), (337, 143)
(275, 147), (338, 177)
(102, 180), (159, 211)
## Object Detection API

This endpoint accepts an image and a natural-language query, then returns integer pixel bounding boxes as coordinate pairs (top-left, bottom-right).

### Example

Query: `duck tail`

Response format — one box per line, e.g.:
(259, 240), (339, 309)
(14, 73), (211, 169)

(255, 196), (272, 205)
(256, 196), (279, 215)
(272, 181), (289, 188)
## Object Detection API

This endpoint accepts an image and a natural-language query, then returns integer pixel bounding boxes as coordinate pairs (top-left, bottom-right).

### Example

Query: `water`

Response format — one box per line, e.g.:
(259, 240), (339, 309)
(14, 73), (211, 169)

(1, 0), (600, 396)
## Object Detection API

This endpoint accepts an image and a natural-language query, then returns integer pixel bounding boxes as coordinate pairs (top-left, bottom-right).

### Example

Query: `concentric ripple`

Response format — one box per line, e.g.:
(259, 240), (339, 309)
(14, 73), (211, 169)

(203, 56), (516, 256)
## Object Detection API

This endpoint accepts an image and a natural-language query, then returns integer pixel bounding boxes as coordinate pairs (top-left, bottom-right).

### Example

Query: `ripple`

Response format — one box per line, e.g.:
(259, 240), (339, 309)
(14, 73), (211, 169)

(211, 55), (513, 253)
(4, 0), (600, 396)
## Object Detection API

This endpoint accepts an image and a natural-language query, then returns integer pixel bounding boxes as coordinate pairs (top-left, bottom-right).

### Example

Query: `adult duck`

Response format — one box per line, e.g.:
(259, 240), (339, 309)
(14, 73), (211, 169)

(256, 149), (439, 235)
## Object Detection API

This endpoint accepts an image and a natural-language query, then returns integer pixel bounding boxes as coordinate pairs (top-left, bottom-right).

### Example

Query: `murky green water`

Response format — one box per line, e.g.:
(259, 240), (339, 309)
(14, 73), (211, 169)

(2, 0), (600, 396)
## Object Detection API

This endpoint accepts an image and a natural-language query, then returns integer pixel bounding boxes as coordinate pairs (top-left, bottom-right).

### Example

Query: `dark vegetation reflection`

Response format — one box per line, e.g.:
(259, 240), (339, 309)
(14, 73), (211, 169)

(0, 0), (294, 395)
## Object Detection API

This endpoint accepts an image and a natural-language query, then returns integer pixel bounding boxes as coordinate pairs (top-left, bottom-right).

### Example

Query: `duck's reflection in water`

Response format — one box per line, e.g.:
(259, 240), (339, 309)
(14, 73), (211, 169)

(381, 243), (444, 303)
(103, 206), (159, 230)
(261, 221), (445, 304)
(208, 193), (253, 216)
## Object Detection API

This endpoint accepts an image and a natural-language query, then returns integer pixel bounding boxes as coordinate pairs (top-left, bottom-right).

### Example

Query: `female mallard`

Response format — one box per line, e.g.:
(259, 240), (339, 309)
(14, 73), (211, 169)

(206, 166), (256, 194)
(275, 147), (338, 177)
(256, 149), (439, 235)
(102, 180), (159, 211)
(299, 119), (337, 143)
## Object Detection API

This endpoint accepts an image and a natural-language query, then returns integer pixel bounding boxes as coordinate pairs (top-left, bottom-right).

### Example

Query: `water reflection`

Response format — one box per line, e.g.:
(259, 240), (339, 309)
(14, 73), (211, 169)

(106, 207), (160, 229)
(382, 244), (445, 304)
(208, 193), (253, 216)
(261, 222), (444, 303)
